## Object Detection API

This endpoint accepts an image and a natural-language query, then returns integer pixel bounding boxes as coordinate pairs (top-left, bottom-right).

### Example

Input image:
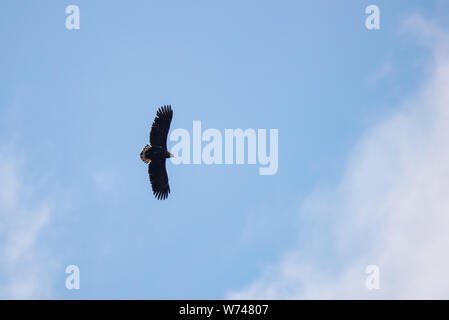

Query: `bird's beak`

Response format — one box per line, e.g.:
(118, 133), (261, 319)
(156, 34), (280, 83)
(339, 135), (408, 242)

(169, 153), (175, 158)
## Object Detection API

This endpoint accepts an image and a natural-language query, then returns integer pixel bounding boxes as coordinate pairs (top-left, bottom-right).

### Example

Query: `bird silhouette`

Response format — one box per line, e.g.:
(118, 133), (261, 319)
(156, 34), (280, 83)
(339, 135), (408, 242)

(140, 105), (174, 200)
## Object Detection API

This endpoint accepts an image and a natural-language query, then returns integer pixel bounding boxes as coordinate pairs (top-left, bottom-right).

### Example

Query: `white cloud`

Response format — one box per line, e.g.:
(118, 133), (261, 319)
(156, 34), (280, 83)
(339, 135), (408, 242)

(229, 16), (449, 299)
(0, 154), (53, 299)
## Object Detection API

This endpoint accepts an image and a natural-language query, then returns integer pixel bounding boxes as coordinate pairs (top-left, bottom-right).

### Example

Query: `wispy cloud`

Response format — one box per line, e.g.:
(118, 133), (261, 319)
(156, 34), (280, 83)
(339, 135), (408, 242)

(0, 154), (53, 299)
(228, 15), (449, 299)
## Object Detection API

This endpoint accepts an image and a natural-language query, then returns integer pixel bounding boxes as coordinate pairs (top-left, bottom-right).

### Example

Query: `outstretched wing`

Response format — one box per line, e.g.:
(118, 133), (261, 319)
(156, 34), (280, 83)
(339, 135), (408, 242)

(150, 105), (173, 149)
(148, 160), (170, 200)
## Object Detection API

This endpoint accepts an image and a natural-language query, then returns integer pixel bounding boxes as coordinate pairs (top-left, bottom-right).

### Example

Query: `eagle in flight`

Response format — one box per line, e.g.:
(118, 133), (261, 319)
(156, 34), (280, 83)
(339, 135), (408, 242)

(140, 105), (174, 200)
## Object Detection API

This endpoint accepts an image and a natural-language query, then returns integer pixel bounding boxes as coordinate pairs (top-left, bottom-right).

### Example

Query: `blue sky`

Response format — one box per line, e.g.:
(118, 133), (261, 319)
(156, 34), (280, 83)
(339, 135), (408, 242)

(1, 1), (449, 299)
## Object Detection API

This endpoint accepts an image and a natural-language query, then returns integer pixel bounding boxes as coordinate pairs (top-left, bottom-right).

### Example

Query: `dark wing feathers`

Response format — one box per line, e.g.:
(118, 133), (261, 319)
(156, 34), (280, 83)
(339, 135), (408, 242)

(150, 105), (173, 149)
(146, 105), (173, 200)
(148, 160), (170, 200)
